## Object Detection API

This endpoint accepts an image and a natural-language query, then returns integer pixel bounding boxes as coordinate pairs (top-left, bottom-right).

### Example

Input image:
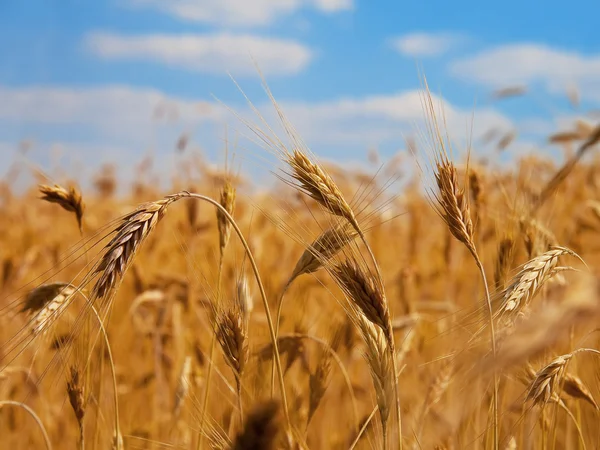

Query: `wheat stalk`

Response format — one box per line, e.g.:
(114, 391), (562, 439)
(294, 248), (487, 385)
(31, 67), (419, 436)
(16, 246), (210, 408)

(355, 313), (393, 449)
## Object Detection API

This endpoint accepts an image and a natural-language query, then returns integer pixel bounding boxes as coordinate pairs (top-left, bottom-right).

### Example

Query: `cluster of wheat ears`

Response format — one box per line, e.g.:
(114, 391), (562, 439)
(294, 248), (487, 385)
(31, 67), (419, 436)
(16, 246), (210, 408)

(1, 83), (600, 450)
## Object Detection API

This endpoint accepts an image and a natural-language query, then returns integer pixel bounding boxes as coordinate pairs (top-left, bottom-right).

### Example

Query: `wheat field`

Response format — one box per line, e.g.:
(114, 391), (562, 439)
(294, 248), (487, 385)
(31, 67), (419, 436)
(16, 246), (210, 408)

(1, 87), (600, 450)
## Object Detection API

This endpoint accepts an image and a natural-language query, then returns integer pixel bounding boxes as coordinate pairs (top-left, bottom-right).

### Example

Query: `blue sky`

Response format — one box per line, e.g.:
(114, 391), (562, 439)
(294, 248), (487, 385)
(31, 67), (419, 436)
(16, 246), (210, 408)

(1, 0), (600, 182)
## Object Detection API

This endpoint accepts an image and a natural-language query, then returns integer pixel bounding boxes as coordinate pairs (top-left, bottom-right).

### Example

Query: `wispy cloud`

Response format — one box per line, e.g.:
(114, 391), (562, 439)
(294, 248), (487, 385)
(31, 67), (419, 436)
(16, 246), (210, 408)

(85, 32), (313, 77)
(127, 0), (353, 27)
(391, 32), (466, 58)
(262, 91), (512, 148)
(0, 84), (511, 159)
(450, 43), (600, 98)
(0, 84), (225, 151)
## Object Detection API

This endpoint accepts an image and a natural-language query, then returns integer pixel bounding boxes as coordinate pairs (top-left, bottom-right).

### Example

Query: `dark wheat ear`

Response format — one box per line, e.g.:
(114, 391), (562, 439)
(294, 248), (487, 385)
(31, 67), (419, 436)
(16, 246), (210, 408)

(67, 366), (86, 448)
(39, 184), (85, 232)
(233, 400), (282, 450)
(216, 306), (248, 384)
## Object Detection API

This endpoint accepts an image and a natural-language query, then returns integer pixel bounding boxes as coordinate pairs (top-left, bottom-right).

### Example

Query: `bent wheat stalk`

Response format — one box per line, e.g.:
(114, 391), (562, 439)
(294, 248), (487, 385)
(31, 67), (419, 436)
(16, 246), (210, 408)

(179, 192), (291, 431)
(88, 191), (289, 436)
(0, 401), (52, 450)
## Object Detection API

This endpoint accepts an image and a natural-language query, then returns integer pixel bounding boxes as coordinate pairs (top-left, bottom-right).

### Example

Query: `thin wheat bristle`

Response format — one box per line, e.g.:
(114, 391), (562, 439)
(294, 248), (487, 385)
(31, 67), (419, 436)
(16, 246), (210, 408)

(39, 184), (85, 230)
(92, 194), (181, 299)
(289, 222), (358, 284)
(217, 179), (236, 263)
(331, 258), (392, 345)
(287, 149), (358, 229)
(233, 400), (282, 450)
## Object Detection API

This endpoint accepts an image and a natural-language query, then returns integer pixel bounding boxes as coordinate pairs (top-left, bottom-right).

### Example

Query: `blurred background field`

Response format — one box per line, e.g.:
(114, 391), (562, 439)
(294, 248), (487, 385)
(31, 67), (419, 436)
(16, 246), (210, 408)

(3, 1), (600, 449)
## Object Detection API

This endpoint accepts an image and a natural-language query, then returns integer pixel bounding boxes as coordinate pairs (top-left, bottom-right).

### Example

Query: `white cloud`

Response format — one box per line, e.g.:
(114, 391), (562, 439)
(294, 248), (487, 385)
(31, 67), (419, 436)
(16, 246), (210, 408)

(85, 32), (313, 77)
(450, 44), (600, 98)
(391, 32), (465, 58)
(260, 90), (512, 149)
(0, 84), (223, 125)
(127, 0), (352, 27)
(0, 84), (225, 147)
(0, 84), (512, 170)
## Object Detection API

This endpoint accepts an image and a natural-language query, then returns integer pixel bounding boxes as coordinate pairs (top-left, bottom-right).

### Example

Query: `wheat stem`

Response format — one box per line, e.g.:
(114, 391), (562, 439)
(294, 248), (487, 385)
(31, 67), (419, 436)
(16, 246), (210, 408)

(0, 401), (53, 450)
(181, 192), (291, 431)
(473, 254), (498, 450)
(198, 265), (223, 450)
(349, 405), (378, 450)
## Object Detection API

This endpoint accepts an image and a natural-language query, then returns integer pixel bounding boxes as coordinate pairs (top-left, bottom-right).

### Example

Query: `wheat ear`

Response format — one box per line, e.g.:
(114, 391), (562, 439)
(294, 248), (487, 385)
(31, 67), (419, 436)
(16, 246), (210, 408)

(422, 79), (498, 448)
(39, 183), (85, 234)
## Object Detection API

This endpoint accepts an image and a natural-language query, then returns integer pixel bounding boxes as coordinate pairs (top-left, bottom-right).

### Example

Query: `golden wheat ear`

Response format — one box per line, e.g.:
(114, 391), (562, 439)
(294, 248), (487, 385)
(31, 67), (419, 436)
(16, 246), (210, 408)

(39, 183), (85, 232)
(91, 193), (181, 299)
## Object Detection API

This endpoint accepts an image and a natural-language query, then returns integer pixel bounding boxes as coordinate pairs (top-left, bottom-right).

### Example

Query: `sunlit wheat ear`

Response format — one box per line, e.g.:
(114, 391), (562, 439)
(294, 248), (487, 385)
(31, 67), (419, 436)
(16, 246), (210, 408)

(39, 184), (85, 232)
(91, 193), (182, 299)
(173, 356), (192, 420)
(496, 246), (582, 321)
(525, 354), (572, 407)
(308, 351), (332, 425)
(286, 149), (359, 231)
(28, 284), (77, 336)
(216, 306), (248, 385)
(522, 361), (598, 410)
(433, 157), (476, 256)
(288, 223), (358, 285)
(331, 258), (393, 346)
(233, 400), (282, 450)
(236, 276), (253, 328)
(356, 313), (393, 437)
(217, 179), (236, 265)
